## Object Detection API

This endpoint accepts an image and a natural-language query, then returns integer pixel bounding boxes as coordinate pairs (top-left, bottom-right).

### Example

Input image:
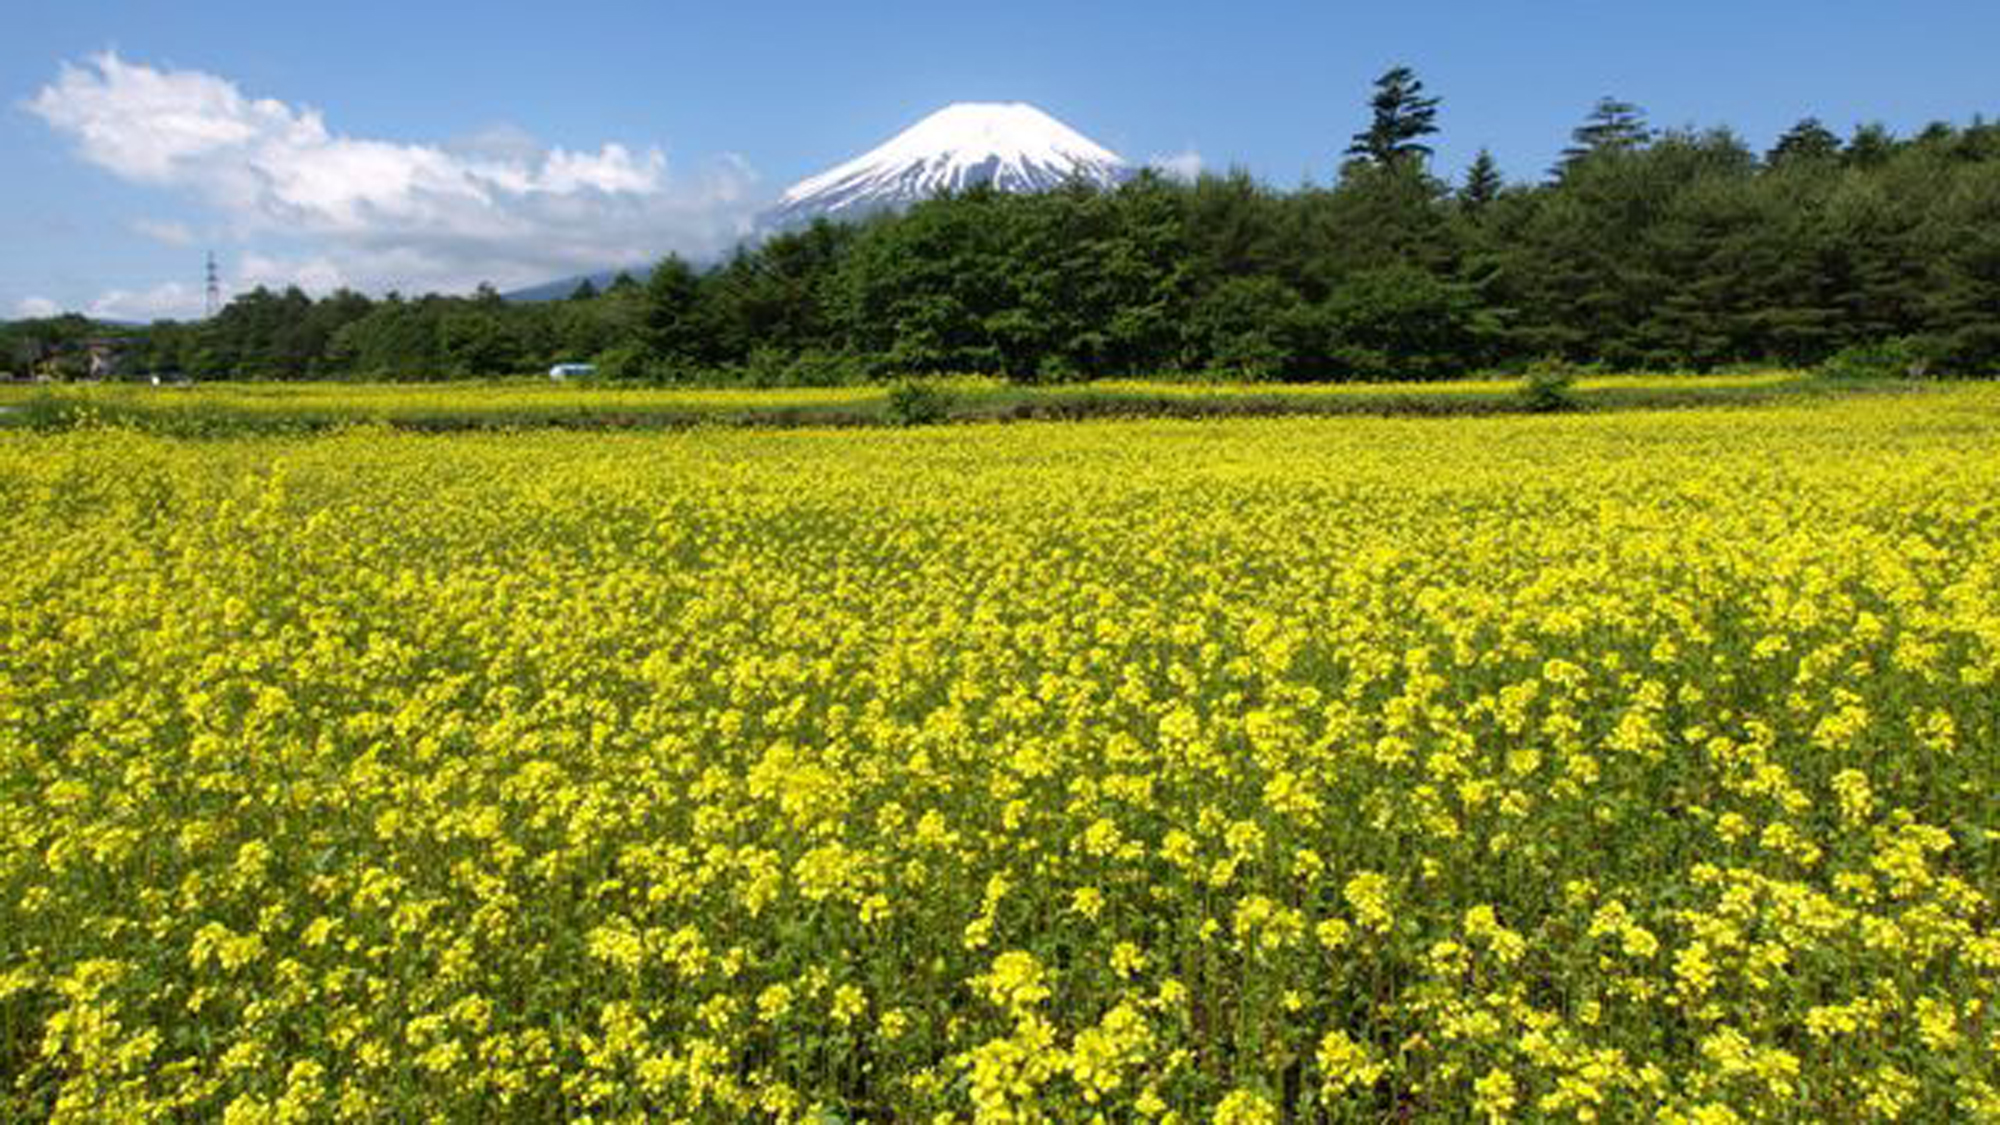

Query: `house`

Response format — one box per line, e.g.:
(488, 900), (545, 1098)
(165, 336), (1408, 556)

(83, 338), (133, 380)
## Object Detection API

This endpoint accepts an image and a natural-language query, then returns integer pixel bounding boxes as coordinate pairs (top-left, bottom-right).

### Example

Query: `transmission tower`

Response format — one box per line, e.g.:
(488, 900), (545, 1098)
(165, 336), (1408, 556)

(205, 252), (221, 318)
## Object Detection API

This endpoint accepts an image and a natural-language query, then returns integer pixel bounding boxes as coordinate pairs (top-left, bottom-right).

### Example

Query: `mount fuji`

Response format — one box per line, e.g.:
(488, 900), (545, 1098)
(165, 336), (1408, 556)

(507, 103), (1131, 301)
(759, 102), (1134, 230)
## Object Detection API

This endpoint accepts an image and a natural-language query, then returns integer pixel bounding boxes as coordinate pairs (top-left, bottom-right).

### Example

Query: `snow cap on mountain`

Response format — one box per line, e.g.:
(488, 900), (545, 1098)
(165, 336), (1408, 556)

(764, 102), (1131, 228)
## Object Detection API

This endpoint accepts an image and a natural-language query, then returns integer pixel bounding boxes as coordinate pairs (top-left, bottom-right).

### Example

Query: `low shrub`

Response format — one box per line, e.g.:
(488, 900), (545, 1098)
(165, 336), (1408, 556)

(1519, 357), (1580, 413)
(885, 378), (953, 426)
(1818, 337), (1931, 381)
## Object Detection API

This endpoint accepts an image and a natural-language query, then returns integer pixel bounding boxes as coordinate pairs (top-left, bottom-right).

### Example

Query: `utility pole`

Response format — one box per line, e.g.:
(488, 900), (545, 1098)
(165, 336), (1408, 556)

(205, 252), (221, 319)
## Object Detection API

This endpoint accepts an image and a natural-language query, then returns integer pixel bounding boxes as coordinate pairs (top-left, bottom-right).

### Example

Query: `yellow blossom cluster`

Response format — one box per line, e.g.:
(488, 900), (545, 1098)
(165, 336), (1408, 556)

(2, 387), (1998, 1120)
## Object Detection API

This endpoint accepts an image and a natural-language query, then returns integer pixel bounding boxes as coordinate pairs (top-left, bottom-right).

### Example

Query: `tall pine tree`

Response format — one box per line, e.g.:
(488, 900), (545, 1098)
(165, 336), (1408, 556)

(1346, 66), (1441, 168)
(1557, 98), (1652, 174)
(1459, 149), (1504, 211)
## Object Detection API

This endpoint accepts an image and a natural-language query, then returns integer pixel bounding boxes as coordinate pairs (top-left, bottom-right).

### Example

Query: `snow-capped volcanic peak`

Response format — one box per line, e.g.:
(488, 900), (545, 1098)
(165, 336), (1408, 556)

(767, 103), (1131, 226)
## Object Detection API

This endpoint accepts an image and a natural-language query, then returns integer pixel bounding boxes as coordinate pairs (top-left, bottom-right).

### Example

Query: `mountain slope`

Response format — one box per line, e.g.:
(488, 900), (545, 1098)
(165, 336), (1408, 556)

(761, 102), (1131, 229)
(509, 103), (1131, 300)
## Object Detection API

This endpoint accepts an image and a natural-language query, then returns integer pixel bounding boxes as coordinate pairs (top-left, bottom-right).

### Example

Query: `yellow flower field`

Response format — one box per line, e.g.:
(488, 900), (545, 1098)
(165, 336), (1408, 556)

(2, 389), (1997, 1121)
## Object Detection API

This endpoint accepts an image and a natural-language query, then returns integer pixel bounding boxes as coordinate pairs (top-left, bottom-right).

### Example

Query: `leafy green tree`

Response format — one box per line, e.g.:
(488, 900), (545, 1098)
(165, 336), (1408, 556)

(196, 286), (321, 378)
(1182, 170), (1287, 282)
(1185, 275), (1307, 380)
(1716, 160), (1848, 365)
(1319, 264), (1496, 380)
(1346, 65), (1441, 168)
(326, 295), (445, 379)
(1954, 118), (2000, 163)
(592, 340), (652, 381)
(1052, 173), (1191, 377)
(640, 255), (713, 376)
(705, 220), (857, 364)
(547, 292), (628, 366)
(1644, 163), (1774, 366)
(440, 307), (524, 376)
(1766, 118), (1842, 166)
(1906, 155), (2000, 372)
(1844, 123), (1898, 168)
(837, 187), (1041, 377)
(1289, 159), (1455, 301)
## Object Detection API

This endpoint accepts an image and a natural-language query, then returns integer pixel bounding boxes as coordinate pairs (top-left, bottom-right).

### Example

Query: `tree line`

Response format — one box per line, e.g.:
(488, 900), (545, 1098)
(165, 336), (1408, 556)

(11, 71), (2000, 383)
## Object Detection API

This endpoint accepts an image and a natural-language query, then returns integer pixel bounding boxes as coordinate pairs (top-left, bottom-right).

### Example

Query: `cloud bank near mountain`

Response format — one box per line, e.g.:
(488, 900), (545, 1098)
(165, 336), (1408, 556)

(25, 52), (757, 316)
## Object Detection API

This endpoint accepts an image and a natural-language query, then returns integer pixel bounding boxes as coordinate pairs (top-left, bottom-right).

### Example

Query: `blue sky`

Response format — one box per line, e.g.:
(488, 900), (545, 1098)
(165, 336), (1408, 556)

(6, 0), (1996, 320)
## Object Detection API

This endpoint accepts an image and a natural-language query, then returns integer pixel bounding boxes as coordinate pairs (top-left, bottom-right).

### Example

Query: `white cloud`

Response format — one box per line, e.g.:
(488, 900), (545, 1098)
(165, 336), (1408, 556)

(28, 52), (759, 298)
(238, 254), (350, 295)
(1149, 148), (1204, 182)
(14, 287), (209, 322)
(132, 217), (196, 246)
(86, 282), (206, 322)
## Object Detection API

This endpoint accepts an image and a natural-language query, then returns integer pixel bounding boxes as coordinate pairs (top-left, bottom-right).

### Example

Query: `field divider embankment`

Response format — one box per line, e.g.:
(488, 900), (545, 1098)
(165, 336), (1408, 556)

(0, 373), (1928, 437)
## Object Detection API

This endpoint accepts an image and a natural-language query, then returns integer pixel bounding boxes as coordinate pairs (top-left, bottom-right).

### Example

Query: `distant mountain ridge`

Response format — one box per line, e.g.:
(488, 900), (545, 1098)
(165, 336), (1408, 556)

(504, 268), (643, 304)
(507, 102), (1130, 301)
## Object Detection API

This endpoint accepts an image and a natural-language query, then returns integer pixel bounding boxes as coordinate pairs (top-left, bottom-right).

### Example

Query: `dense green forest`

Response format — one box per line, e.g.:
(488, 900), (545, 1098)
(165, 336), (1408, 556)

(9, 80), (2000, 383)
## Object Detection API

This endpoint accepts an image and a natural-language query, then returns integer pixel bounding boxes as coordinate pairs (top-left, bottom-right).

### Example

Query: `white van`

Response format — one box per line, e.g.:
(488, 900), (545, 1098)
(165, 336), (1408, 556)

(549, 363), (597, 380)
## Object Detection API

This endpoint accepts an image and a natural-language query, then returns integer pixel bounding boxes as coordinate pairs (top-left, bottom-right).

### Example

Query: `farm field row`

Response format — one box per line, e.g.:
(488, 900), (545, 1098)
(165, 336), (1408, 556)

(0, 371), (1821, 433)
(2, 390), (1997, 1120)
